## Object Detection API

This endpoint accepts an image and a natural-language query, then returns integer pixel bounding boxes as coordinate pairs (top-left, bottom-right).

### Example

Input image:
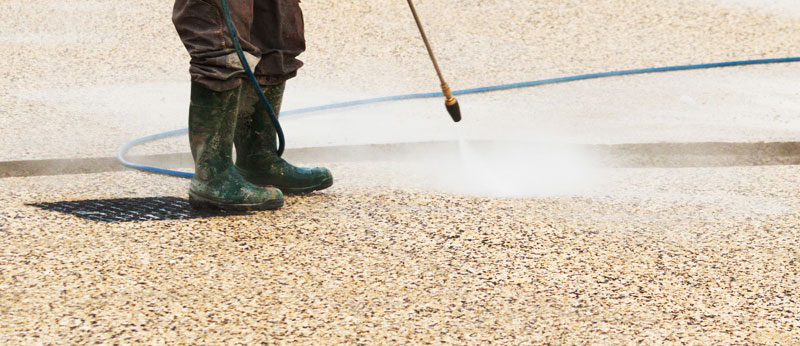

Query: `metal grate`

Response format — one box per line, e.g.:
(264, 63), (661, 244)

(28, 197), (242, 223)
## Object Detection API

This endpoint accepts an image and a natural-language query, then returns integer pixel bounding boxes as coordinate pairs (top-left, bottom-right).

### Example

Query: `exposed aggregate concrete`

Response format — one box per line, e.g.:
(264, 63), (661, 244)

(1, 163), (799, 344)
(3, 0), (800, 344)
(1, 0), (799, 160)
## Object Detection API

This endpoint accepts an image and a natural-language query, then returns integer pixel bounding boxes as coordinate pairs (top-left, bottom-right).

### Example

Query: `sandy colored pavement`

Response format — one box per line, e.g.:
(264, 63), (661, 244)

(2, 163), (800, 345)
(2, 0), (800, 344)
(713, 0), (800, 15)
(1, 0), (799, 160)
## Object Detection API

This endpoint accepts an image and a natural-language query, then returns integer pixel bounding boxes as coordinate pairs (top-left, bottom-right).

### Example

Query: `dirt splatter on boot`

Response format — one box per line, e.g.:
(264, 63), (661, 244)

(188, 82), (284, 210)
(234, 83), (333, 194)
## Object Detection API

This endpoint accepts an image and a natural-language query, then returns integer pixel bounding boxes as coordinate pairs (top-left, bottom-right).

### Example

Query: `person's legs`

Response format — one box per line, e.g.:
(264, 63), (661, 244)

(250, 0), (306, 86)
(173, 0), (284, 209)
(233, 0), (333, 194)
(173, 0), (261, 91)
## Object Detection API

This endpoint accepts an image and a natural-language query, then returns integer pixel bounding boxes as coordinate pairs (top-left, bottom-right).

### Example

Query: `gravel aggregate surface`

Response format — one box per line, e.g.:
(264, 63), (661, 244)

(3, 0), (800, 344)
(2, 164), (800, 344)
(2, 0), (799, 160)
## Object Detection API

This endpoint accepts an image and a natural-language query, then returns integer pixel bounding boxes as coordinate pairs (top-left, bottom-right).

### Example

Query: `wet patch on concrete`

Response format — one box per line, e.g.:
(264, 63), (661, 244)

(2, 141), (800, 178)
(288, 140), (800, 168)
(0, 153), (192, 178)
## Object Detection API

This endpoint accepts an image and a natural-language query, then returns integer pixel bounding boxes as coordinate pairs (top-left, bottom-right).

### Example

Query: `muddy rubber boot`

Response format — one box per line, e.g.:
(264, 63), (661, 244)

(234, 83), (333, 194)
(188, 82), (284, 211)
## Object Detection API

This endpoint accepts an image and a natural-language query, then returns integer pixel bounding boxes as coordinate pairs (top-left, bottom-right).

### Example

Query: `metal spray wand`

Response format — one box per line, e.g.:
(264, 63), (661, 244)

(406, 0), (462, 122)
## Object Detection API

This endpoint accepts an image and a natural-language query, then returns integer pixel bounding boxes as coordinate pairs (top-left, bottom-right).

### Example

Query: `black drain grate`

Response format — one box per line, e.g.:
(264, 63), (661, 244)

(29, 197), (242, 223)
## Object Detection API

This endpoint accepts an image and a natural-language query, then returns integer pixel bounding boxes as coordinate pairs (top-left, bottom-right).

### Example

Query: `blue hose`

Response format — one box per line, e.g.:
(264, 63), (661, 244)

(118, 56), (800, 179)
(220, 0), (286, 157)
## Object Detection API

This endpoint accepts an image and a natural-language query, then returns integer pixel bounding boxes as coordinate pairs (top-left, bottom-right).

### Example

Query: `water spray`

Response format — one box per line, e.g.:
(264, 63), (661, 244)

(405, 0), (462, 122)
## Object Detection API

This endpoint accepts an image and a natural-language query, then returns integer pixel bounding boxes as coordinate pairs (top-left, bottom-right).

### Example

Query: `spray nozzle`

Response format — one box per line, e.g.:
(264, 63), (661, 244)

(442, 83), (461, 122)
(446, 98), (461, 122)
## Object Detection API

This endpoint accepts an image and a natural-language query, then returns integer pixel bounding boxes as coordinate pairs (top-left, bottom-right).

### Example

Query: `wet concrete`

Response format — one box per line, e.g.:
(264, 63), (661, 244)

(4, 140), (800, 178)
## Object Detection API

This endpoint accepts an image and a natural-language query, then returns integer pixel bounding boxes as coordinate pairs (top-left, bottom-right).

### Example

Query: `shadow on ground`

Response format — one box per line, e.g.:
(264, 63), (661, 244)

(27, 197), (246, 223)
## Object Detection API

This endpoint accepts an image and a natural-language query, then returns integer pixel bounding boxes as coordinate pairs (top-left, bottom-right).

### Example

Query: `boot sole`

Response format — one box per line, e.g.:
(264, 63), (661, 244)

(279, 177), (334, 195)
(188, 192), (284, 211)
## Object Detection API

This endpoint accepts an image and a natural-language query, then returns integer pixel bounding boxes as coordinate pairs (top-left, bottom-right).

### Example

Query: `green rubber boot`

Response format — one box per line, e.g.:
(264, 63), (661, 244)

(188, 82), (284, 211)
(234, 83), (333, 194)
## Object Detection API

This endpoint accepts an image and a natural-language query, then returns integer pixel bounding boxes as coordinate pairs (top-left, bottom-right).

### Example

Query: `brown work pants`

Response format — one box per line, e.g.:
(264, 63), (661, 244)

(172, 0), (305, 91)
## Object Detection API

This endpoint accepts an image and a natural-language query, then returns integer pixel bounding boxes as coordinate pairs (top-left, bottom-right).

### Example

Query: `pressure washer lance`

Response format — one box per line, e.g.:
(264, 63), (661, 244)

(406, 0), (461, 122)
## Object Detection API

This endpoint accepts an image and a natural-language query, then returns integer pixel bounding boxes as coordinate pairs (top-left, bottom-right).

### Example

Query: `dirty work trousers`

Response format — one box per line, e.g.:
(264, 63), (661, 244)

(173, 0), (305, 91)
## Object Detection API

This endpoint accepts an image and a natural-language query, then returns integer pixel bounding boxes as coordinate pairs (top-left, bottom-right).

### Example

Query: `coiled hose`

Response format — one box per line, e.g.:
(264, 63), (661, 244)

(118, 52), (800, 179)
